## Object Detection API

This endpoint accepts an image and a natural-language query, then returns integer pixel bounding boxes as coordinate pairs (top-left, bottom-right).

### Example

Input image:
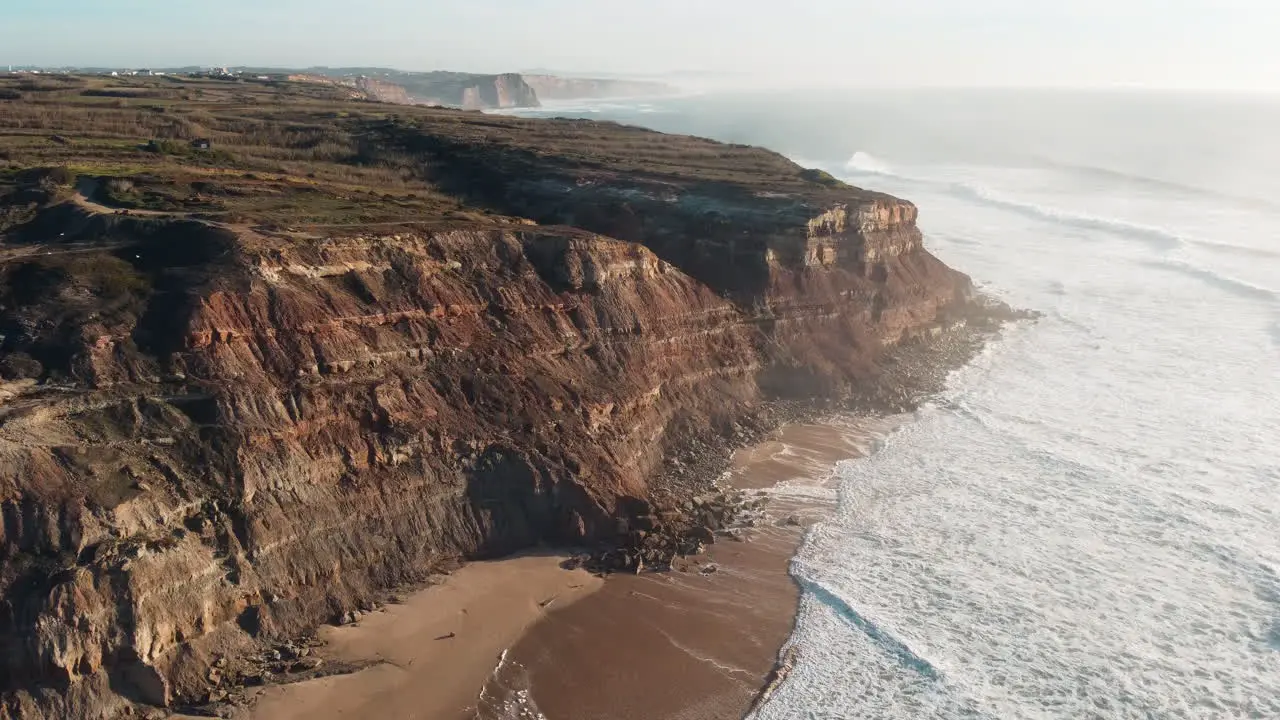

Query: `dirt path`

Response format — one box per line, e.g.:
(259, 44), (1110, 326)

(0, 241), (132, 265)
(72, 177), (174, 217)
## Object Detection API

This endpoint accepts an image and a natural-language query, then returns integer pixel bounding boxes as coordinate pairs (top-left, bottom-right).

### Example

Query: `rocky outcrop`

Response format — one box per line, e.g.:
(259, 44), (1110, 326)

(352, 77), (413, 105)
(0, 113), (987, 718)
(457, 73), (539, 110)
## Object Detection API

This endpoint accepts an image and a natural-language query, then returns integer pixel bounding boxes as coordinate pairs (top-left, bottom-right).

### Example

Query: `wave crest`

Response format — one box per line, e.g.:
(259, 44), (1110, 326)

(794, 572), (942, 681)
(840, 151), (1280, 261)
(1142, 258), (1280, 303)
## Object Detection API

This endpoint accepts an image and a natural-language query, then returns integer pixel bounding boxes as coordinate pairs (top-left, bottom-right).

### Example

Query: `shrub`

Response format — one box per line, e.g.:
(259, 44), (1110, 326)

(799, 168), (844, 187)
(104, 178), (135, 194)
(0, 352), (43, 380)
(145, 139), (190, 156)
(15, 166), (76, 189)
(89, 256), (151, 299)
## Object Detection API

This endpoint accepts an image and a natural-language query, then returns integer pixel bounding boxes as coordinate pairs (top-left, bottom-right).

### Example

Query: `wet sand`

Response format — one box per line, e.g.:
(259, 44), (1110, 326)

(476, 418), (895, 720)
(241, 554), (603, 720)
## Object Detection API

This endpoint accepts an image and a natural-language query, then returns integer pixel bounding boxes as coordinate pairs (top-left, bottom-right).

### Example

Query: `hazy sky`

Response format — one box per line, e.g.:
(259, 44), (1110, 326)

(4, 0), (1277, 91)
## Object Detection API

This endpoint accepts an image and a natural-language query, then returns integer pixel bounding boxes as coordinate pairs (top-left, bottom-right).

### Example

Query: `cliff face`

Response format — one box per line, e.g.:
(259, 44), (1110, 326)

(490, 73), (541, 109)
(1, 224), (763, 716)
(0, 105), (976, 718)
(400, 72), (540, 109)
(284, 75), (413, 105)
(353, 76), (413, 105)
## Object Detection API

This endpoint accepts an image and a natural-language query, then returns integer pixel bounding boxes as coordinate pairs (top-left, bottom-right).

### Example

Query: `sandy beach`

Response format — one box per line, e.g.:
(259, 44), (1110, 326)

(236, 555), (602, 720)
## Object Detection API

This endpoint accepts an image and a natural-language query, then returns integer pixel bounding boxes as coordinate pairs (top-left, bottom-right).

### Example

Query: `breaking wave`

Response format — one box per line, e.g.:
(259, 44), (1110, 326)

(1037, 158), (1280, 213)
(842, 151), (1280, 260)
(792, 573), (941, 680)
(1142, 258), (1280, 303)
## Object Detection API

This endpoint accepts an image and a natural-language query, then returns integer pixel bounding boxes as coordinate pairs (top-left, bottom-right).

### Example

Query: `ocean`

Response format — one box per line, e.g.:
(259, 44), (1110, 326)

(506, 89), (1280, 718)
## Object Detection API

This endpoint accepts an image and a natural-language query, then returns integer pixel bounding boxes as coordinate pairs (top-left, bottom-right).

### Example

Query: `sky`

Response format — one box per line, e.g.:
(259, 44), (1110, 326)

(3, 0), (1278, 91)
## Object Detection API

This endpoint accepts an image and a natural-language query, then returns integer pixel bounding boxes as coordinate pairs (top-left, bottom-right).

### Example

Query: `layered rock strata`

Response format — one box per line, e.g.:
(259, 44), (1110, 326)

(1, 122), (980, 718)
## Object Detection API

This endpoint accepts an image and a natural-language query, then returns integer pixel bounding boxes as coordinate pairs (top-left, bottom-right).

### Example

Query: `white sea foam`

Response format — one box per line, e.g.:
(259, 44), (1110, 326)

(750, 151), (1280, 718)
(476, 651), (549, 720)
(841, 151), (1280, 264)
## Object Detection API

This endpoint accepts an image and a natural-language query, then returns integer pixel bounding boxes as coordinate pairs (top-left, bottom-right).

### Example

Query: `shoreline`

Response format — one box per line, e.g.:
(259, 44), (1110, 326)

(443, 315), (1001, 720)
(230, 554), (603, 720)
(469, 418), (898, 720)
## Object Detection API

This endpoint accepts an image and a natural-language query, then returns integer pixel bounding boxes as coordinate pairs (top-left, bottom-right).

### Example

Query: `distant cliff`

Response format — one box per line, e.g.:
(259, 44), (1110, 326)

(289, 71), (539, 110)
(290, 69), (679, 110)
(522, 75), (678, 100)
(286, 74), (414, 105)
(399, 72), (539, 110)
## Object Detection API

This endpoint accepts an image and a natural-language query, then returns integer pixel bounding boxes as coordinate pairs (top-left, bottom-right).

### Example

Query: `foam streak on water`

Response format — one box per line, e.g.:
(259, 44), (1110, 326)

(751, 152), (1280, 718)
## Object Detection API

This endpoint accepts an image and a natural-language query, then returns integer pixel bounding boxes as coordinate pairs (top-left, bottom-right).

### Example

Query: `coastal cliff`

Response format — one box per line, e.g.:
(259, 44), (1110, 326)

(0, 76), (991, 719)
(521, 75), (678, 100)
(289, 71), (541, 109)
(457, 73), (539, 110)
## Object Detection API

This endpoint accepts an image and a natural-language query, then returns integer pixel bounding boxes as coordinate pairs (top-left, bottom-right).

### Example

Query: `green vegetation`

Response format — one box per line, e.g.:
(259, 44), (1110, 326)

(799, 168), (848, 188)
(1, 73), (869, 233)
(0, 74), (463, 227)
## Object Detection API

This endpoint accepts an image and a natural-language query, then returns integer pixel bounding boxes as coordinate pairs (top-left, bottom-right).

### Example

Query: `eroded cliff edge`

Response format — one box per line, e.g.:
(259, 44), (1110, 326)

(1, 91), (998, 719)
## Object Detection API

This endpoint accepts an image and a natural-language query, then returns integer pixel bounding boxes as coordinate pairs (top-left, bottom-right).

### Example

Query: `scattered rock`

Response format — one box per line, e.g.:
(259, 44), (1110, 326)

(689, 526), (716, 544)
(290, 658), (323, 673)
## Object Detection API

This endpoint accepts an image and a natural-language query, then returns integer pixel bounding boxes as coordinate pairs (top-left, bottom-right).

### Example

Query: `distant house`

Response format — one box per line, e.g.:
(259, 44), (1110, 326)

(190, 138), (212, 150)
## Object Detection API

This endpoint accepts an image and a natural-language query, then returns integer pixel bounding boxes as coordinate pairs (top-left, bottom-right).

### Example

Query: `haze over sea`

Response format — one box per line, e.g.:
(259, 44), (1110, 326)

(509, 89), (1280, 718)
